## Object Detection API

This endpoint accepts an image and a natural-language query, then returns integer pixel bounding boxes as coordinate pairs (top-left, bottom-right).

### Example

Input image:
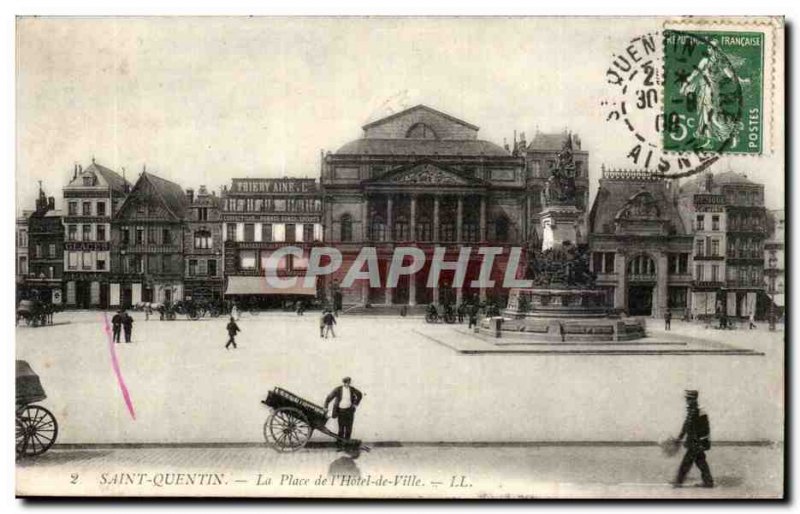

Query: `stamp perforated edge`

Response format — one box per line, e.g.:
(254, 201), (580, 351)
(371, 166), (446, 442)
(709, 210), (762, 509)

(660, 16), (783, 157)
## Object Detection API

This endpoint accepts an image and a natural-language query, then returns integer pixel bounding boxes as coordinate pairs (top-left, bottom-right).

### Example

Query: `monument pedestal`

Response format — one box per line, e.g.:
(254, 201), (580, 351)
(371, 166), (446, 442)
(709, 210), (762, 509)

(540, 205), (582, 251)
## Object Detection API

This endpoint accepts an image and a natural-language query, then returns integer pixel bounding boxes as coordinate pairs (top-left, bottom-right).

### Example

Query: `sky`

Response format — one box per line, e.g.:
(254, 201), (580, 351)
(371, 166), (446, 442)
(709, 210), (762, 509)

(15, 17), (785, 214)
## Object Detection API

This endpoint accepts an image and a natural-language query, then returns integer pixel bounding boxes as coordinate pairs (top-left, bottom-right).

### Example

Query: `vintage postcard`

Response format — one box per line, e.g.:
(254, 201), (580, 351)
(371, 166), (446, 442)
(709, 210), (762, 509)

(14, 16), (785, 499)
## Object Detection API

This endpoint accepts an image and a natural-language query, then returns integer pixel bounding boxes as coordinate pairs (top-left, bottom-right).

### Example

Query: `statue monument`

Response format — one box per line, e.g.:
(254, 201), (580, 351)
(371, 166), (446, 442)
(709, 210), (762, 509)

(541, 134), (582, 251)
(478, 135), (646, 342)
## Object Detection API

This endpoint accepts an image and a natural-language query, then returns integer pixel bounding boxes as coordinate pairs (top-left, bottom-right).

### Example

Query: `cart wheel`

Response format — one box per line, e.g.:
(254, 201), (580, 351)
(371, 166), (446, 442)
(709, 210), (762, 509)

(16, 405), (58, 458)
(263, 407), (313, 452)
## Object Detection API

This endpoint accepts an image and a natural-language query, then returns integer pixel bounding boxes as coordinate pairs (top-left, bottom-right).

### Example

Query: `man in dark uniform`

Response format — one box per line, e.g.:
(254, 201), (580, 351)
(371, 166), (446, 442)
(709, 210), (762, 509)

(325, 377), (363, 449)
(111, 310), (123, 343)
(226, 316), (241, 349)
(122, 310), (134, 343)
(664, 310), (672, 330)
(673, 390), (714, 488)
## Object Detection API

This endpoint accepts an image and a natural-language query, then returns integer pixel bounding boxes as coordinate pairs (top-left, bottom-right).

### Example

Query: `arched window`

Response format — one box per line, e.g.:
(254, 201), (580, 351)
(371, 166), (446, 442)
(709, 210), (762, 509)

(626, 254), (656, 276)
(194, 230), (212, 249)
(340, 214), (353, 242)
(394, 215), (409, 241)
(370, 215), (386, 242)
(494, 216), (510, 242)
(405, 122), (439, 140)
(416, 216), (432, 242)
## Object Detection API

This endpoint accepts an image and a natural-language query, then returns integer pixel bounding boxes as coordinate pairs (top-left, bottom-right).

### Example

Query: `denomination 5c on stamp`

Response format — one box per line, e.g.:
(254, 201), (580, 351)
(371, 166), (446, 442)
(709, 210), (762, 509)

(663, 30), (764, 154)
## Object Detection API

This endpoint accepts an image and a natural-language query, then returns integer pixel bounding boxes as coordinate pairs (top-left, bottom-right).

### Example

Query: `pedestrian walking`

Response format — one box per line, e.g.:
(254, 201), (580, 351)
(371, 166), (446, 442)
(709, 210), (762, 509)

(231, 303), (240, 321)
(559, 322), (566, 342)
(664, 310), (672, 331)
(457, 303), (466, 323)
(749, 312), (757, 330)
(323, 309), (337, 338)
(122, 310), (134, 343)
(145, 304), (152, 321)
(468, 304), (478, 329)
(111, 309), (123, 343)
(325, 377), (363, 449)
(319, 311), (326, 338)
(225, 316), (241, 349)
(672, 390), (714, 488)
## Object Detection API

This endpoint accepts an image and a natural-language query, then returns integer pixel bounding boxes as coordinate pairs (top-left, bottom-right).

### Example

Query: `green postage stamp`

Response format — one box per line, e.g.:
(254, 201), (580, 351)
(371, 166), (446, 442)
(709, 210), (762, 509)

(663, 30), (765, 154)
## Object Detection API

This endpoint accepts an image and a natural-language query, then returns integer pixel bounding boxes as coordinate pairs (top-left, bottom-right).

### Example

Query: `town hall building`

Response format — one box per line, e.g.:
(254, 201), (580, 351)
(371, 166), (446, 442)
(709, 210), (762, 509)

(321, 104), (529, 308)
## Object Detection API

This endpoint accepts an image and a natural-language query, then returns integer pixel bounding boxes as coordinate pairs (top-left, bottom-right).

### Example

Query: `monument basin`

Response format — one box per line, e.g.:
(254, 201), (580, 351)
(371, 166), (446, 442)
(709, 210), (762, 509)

(478, 288), (646, 342)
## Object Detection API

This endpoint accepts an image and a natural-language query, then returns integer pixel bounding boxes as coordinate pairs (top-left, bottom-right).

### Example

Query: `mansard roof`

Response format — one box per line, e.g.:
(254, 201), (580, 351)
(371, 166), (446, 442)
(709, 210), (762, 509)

(335, 138), (509, 156)
(588, 169), (687, 235)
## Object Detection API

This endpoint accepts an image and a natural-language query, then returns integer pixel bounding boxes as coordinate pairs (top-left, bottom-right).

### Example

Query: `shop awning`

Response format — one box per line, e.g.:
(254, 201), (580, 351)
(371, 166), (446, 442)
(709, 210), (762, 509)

(224, 276), (317, 296)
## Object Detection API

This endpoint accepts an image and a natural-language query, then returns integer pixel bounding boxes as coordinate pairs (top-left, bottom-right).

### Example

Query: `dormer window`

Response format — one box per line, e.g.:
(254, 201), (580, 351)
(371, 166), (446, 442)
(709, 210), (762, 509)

(82, 175), (94, 186)
(406, 123), (439, 140)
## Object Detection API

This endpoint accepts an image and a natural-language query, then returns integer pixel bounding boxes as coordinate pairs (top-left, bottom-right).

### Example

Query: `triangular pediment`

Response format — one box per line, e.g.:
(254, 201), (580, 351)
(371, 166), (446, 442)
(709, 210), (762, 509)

(368, 161), (485, 188)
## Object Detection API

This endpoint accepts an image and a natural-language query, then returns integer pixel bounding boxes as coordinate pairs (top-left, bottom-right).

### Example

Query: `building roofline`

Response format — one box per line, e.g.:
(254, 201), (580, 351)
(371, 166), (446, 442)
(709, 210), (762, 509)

(361, 104), (480, 131)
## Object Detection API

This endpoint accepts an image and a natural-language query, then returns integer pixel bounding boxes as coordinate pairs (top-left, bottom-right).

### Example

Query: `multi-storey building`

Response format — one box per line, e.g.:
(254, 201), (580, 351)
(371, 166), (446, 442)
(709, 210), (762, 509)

(764, 208), (785, 318)
(322, 104), (528, 308)
(25, 185), (64, 304)
(588, 168), (693, 318)
(16, 212), (30, 296)
(62, 160), (130, 308)
(221, 178), (324, 307)
(110, 171), (188, 307)
(677, 173), (727, 318)
(183, 185), (224, 303)
(681, 171), (767, 318)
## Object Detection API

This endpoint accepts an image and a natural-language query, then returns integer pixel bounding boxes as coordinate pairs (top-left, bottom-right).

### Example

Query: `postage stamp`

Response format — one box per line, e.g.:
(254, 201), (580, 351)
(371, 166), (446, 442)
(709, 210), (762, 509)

(663, 30), (764, 155)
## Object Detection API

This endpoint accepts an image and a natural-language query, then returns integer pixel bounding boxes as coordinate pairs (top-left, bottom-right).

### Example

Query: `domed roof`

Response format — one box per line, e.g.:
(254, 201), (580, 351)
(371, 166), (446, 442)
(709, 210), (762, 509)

(335, 138), (509, 156)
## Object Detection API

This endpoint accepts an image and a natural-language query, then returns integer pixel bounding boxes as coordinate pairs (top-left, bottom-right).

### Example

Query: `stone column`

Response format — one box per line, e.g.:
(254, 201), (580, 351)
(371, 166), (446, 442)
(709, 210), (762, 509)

(614, 253), (627, 311)
(386, 194), (393, 242)
(361, 281), (369, 306)
(410, 194), (417, 242)
(656, 253), (669, 319)
(479, 196), (487, 241)
(456, 196), (463, 242)
(362, 195), (370, 242)
(385, 287), (393, 306)
(433, 195), (440, 242)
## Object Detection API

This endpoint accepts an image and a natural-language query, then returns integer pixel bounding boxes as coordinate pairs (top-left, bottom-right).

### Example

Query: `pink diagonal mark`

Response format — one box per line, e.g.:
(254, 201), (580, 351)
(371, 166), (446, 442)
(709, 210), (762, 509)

(103, 313), (136, 420)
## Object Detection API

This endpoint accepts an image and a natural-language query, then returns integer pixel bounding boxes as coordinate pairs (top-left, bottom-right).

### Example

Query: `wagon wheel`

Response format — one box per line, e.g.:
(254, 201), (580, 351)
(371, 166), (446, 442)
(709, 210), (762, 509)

(16, 405), (58, 458)
(263, 407), (313, 452)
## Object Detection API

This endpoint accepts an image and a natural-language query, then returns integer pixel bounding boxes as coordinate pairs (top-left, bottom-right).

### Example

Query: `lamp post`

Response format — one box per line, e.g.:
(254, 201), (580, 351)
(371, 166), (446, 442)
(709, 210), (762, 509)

(768, 254), (777, 331)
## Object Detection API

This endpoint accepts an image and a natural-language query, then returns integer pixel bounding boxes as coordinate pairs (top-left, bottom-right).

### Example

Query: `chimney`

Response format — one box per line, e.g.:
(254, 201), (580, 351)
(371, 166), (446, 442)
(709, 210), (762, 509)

(48, 197), (55, 210)
(73, 163), (78, 181)
(78, 164), (83, 173)
(186, 188), (194, 204)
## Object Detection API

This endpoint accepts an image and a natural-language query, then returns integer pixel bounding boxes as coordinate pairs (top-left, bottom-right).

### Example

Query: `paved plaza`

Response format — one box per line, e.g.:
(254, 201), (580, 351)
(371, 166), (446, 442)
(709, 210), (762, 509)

(15, 310), (784, 445)
(16, 310), (784, 498)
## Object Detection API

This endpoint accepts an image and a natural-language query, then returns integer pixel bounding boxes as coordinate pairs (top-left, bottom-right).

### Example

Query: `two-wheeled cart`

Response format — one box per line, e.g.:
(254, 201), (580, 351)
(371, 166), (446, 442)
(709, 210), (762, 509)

(16, 360), (58, 458)
(261, 387), (368, 453)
